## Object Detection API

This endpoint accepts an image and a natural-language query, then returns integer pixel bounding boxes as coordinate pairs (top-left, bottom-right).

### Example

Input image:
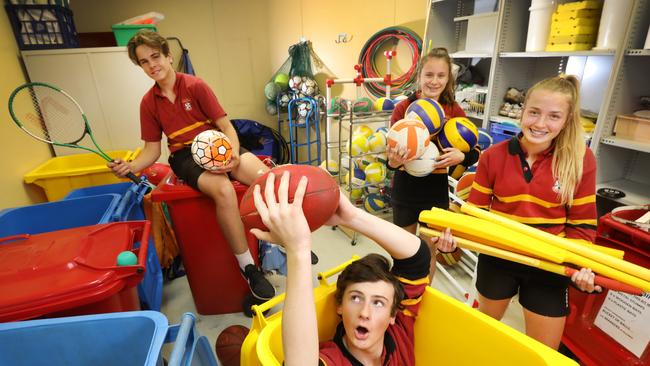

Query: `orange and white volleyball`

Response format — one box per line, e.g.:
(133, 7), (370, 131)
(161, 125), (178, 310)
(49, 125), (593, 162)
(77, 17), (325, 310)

(386, 119), (430, 160)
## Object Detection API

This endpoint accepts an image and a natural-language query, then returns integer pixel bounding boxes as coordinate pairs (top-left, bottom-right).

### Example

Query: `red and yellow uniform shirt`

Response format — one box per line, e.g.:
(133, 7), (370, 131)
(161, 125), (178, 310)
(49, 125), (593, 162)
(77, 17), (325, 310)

(468, 136), (597, 241)
(318, 241), (430, 365)
(140, 72), (227, 153)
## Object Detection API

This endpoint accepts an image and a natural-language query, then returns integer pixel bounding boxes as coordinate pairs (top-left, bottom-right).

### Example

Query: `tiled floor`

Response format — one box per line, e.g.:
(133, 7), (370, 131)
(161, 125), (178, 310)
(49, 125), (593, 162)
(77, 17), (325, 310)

(160, 222), (526, 362)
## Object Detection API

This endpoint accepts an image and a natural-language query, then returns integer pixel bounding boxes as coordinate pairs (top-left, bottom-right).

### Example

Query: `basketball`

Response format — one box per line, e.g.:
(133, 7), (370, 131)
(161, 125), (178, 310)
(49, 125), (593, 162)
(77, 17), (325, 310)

(386, 119), (431, 160)
(348, 134), (370, 156)
(353, 124), (373, 139)
(436, 249), (463, 266)
(478, 127), (493, 150)
(364, 193), (386, 213)
(352, 97), (372, 113)
(405, 98), (446, 135)
(403, 142), (439, 177)
(364, 162), (386, 184)
(239, 165), (340, 232)
(438, 117), (479, 153)
(374, 97), (395, 111)
(215, 325), (249, 366)
(367, 131), (387, 153)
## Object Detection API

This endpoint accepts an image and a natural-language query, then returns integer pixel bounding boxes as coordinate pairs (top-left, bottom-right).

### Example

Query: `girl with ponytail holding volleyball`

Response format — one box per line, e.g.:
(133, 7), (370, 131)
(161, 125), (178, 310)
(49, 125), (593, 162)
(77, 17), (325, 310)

(388, 48), (480, 276)
(445, 75), (600, 349)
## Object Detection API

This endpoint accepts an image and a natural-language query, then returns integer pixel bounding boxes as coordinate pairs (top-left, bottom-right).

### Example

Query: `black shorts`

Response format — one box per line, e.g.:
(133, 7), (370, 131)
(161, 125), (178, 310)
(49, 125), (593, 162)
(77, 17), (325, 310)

(391, 201), (449, 227)
(476, 254), (570, 317)
(168, 146), (249, 190)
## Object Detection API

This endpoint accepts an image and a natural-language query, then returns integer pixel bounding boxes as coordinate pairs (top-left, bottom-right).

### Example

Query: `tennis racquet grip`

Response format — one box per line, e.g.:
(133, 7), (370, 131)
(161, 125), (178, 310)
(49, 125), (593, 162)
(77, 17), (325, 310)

(126, 172), (141, 184)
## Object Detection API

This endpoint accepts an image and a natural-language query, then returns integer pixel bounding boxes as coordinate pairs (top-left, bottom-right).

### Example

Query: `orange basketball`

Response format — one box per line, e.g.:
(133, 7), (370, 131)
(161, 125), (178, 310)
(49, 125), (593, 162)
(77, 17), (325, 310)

(215, 325), (249, 366)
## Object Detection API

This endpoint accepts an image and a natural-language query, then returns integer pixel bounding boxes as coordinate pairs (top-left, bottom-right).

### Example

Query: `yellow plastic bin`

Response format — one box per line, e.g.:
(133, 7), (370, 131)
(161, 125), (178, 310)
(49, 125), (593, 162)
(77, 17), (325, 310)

(241, 257), (577, 366)
(24, 149), (140, 201)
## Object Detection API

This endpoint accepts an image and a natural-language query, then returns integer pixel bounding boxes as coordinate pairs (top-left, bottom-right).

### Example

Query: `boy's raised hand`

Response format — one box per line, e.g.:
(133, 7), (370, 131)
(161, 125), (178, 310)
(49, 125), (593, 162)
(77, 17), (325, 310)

(250, 171), (312, 253)
(324, 189), (358, 227)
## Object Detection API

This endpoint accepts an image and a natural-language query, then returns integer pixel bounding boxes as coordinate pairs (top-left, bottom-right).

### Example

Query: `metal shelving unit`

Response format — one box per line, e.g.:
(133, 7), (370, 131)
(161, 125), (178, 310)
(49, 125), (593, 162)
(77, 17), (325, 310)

(424, 0), (650, 207)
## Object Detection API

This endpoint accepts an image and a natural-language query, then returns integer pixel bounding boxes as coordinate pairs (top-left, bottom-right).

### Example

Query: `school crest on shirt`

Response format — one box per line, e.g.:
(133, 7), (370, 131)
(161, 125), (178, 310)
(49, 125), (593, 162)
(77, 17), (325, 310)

(182, 98), (193, 111)
(552, 179), (561, 193)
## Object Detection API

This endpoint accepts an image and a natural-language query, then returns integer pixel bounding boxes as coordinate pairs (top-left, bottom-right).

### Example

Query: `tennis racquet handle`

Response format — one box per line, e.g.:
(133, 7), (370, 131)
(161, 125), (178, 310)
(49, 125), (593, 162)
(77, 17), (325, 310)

(126, 172), (141, 184)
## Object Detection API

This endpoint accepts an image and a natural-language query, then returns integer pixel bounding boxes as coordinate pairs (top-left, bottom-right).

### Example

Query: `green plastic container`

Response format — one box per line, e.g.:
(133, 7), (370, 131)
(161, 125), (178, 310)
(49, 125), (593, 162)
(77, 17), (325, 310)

(112, 24), (157, 46)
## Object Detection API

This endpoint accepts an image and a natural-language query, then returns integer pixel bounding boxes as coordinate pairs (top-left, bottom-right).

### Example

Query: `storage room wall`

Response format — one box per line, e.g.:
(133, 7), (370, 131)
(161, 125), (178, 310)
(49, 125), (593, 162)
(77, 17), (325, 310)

(0, 12), (50, 209)
(71, 0), (427, 123)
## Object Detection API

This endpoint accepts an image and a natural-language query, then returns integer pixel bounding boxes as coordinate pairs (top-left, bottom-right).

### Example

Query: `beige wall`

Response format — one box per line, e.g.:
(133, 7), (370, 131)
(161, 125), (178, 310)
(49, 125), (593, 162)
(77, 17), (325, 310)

(0, 0), (427, 207)
(71, 0), (427, 121)
(0, 11), (50, 209)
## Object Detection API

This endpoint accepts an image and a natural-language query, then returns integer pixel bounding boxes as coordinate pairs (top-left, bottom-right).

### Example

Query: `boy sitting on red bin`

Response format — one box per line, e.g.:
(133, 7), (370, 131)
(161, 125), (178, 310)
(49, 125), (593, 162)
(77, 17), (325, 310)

(108, 29), (275, 301)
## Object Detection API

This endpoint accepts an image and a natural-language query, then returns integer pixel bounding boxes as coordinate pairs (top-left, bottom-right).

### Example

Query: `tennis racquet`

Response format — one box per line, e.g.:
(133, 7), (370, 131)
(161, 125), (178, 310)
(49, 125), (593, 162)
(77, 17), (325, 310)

(8, 82), (141, 184)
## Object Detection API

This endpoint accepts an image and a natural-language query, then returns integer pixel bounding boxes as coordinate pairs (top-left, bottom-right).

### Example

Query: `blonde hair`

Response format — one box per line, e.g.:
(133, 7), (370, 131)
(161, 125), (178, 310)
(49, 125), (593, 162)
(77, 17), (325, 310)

(415, 48), (456, 106)
(524, 75), (585, 206)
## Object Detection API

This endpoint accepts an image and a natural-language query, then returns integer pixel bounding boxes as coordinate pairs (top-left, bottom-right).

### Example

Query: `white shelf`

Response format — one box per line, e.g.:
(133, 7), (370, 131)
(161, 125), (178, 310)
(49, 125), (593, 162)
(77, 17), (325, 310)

(488, 115), (520, 125)
(600, 136), (650, 153)
(500, 50), (615, 58)
(454, 12), (498, 22)
(626, 49), (650, 56)
(451, 51), (493, 58)
(597, 180), (650, 206)
(465, 112), (485, 120)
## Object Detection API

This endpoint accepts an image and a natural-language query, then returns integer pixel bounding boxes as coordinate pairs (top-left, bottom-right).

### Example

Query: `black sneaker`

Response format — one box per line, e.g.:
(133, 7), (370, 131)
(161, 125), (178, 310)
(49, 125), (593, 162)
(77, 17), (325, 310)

(242, 264), (275, 301)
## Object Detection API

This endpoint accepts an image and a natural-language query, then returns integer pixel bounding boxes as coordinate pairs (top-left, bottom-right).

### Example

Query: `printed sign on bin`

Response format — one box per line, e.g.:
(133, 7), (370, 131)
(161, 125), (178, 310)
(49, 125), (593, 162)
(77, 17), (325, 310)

(594, 291), (650, 357)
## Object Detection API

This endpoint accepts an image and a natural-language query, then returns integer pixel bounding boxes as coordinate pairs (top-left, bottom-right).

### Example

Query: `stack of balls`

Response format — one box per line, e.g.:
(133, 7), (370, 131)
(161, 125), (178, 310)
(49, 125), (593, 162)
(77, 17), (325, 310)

(338, 123), (391, 213)
(387, 98), (479, 178)
(267, 74), (322, 115)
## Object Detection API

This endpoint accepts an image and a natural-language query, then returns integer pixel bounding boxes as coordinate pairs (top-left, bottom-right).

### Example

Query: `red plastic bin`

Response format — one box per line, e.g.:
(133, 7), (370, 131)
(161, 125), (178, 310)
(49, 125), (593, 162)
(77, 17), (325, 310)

(0, 221), (149, 322)
(562, 210), (650, 366)
(151, 172), (260, 315)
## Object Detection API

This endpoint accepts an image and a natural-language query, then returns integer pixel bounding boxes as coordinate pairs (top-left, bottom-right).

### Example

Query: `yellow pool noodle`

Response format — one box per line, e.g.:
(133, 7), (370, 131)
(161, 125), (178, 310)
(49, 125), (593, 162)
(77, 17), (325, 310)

(460, 204), (650, 282)
(419, 208), (566, 263)
(420, 227), (645, 295)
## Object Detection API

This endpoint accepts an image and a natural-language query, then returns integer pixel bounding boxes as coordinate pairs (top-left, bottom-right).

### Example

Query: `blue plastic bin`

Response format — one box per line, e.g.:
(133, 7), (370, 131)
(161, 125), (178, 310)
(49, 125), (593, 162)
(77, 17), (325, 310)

(489, 122), (521, 144)
(0, 311), (218, 366)
(64, 181), (163, 312)
(0, 194), (121, 237)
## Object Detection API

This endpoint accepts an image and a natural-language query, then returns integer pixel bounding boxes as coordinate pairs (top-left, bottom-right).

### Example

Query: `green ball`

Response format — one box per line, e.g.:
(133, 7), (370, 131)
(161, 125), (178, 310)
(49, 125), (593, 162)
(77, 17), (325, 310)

(274, 73), (289, 91)
(116, 251), (138, 266)
(264, 81), (280, 101)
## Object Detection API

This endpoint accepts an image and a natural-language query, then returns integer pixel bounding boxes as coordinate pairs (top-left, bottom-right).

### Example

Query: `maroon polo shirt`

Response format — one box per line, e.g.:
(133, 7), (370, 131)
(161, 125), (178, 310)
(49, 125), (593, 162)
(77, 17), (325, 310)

(140, 72), (227, 152)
